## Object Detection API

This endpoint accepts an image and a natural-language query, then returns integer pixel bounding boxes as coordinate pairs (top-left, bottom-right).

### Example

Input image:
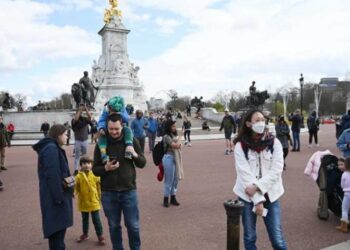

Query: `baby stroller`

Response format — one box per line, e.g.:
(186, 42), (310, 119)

(316, 154), (343, 220)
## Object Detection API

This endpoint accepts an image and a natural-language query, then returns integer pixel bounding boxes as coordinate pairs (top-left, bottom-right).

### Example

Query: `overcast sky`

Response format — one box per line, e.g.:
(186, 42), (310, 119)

(1, 0), (350, 105)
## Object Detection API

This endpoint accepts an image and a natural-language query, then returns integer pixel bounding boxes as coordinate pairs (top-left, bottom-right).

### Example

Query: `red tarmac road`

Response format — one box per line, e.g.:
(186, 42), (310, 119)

(0, 125), (349, 250)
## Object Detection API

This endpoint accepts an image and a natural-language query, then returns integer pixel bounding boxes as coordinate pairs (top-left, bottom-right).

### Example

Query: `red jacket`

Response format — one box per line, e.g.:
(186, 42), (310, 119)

(7, 123), (15, 132)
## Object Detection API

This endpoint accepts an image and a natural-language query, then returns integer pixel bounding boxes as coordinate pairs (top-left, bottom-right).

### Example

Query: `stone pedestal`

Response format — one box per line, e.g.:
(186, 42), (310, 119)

(92, 15), (147, 115)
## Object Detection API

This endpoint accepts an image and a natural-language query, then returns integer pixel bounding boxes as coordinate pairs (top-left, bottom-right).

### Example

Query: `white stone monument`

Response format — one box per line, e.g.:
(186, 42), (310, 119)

(92, 1), (147, 115)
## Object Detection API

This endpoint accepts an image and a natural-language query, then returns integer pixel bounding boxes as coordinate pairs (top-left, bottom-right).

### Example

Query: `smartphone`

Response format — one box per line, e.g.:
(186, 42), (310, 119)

(109, 156), (118, 163)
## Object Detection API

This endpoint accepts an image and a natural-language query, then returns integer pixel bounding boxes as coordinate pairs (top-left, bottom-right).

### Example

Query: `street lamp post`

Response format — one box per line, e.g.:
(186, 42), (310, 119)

(299, 73), (304, 128)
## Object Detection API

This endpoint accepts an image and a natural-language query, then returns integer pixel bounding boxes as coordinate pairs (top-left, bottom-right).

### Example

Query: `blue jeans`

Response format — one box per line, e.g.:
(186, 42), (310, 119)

(101, 190), (140, 250)
(240, 199), (287, 250)
(162, 154), (178, 197)
(74, 139), (88, 171)
(292, 131), (300, 150)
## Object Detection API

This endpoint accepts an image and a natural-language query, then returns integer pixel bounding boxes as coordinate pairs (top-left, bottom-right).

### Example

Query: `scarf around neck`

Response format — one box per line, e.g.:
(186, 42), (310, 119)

(241, 132), (275, 154)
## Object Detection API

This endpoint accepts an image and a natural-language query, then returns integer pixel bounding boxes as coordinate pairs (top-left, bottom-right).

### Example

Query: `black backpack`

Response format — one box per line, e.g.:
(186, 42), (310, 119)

(152, 139), (165, 166)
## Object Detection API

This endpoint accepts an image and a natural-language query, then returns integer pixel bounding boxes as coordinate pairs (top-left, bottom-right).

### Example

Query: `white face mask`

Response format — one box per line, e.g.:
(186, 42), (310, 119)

(252, 121), (265, 134)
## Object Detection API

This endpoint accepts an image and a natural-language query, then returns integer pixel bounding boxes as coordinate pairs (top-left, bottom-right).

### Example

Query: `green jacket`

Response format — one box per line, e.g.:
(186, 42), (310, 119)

(0, 123), (10, 147)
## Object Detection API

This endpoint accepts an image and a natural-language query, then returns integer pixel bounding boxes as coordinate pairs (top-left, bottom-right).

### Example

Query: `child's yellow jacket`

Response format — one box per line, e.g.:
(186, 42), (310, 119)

(75, 170), (101, 212)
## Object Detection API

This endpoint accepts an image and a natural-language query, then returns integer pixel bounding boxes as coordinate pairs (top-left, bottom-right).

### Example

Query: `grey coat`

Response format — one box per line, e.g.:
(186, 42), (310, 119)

(275, 123), (290, 149)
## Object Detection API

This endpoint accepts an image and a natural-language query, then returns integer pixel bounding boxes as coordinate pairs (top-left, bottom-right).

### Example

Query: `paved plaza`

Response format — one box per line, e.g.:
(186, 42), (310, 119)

(0, 124), (349, 249)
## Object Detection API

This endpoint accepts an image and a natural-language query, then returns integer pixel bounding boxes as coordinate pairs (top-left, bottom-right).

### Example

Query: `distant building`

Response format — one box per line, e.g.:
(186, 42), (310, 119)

(319, 77), (339, 90)
(149, 97), (165, 110)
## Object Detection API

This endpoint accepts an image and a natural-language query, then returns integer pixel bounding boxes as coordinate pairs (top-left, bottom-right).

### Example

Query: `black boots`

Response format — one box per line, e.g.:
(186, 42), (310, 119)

(163, 197), (169, 207)
(170, 195), (180, 206)
(163, 196), (180, 207)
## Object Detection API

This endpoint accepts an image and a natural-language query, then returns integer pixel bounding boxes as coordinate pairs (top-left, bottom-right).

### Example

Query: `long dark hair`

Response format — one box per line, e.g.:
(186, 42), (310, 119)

(233, 109), (264, 144)
(48, 124), (67, 140)
(163, 119), (177, 137)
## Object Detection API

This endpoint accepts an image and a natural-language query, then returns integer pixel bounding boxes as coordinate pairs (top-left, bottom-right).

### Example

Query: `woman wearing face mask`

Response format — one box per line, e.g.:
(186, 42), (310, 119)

(233, 109), (287, 250)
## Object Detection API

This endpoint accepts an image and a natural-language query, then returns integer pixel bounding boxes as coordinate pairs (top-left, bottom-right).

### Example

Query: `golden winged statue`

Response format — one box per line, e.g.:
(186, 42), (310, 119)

(104, 0), (122, 24)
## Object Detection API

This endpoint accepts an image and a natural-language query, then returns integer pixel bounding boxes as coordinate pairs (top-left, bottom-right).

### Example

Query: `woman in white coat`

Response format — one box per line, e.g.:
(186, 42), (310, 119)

(233, 109), (287, 250)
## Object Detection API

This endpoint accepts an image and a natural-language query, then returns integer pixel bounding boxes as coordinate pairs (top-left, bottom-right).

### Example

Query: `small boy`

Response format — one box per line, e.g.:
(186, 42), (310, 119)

(75, 155), (105, 244)
(97, 96), (136, 162)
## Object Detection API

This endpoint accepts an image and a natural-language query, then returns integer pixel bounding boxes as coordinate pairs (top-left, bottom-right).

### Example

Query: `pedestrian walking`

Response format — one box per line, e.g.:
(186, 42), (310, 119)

(0, 115), (10, 171)
(146, 111), (157, 152)
(275, 115), (292, 170)
(33, 124), (73, 250)
(336, 157), (350, 233)
(162, 119), (184, 207)
(63, 122), (71, 145)
(72, 104), (92, 175)
(75, 155), (105, 244)
(186, 104), (191, 117)
(288, 109), (302, 152)
(307, 111), (320, 147)
(233, 109), (287, 250)
(40, 121), (50, 137)
(182, 115), (192, 147)
(92, 113), (146, 250)
(131, 110), (148, 153)
(219, 108), (236, 155)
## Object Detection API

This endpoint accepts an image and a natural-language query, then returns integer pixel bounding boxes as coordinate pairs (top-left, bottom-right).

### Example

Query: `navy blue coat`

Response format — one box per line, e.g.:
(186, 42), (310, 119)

(33, 138), (73, 238)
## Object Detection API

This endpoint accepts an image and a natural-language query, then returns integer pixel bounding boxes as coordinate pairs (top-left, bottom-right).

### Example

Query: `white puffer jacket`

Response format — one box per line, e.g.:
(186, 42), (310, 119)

(233, 138), (285, 205)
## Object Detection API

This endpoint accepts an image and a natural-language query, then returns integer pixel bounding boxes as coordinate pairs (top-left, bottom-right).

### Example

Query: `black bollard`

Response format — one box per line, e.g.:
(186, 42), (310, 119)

(224, 199), (244, 250)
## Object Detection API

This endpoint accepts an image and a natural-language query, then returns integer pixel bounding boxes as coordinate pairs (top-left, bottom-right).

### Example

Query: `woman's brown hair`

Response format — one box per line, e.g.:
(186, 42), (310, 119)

(233, 109), (263, 144)
(48, 124), (67, 140)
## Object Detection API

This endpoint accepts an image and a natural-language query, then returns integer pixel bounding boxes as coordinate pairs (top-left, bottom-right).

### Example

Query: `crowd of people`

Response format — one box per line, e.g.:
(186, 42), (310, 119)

(4, 100), (350, 249)
(30, 97), (192, 250)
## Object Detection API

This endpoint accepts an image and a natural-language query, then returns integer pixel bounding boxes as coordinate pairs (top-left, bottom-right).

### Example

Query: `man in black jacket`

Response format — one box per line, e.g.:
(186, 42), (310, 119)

(93, 113), (146, 250)
(288, 109), (302, 151)
(219, 108), (236, 155)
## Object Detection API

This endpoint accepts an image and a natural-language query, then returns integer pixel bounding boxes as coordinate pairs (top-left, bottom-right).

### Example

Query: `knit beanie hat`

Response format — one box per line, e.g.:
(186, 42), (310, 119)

(108, 96), (125, 112)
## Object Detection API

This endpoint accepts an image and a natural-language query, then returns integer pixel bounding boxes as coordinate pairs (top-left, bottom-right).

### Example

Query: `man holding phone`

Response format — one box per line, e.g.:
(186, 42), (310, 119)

(92, 113), (146, 250)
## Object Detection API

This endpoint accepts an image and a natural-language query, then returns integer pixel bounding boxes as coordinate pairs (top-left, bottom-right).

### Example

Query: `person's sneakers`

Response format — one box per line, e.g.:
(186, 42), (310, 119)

(308, 144), (312, 148)
(97, 235), (105, 245)
(229, 149), (234, 153)
(0, 166), (7, 170)
(225, 149), (229, 155)
(291, 149), (296, 152)
(73, 170), (79, 176)
(124, 151), (133, 159)
(77, 234), (89, 243)
(0, 179), (3, 190)
(184, 141), (188, 145)
(316, 144), (320, 147)
(188, 143), (192, 147)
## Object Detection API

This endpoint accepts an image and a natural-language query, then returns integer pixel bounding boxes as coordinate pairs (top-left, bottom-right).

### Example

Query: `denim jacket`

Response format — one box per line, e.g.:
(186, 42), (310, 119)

(337, 128), (350, 157)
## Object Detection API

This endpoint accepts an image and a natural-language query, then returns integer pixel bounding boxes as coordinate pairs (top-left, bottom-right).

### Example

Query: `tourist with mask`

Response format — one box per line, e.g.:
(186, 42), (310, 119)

(33, 124), (73, 250)
(233, 109), (287, 250)
(275, 115), (292, 170)
(131, 110), (148, 153)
